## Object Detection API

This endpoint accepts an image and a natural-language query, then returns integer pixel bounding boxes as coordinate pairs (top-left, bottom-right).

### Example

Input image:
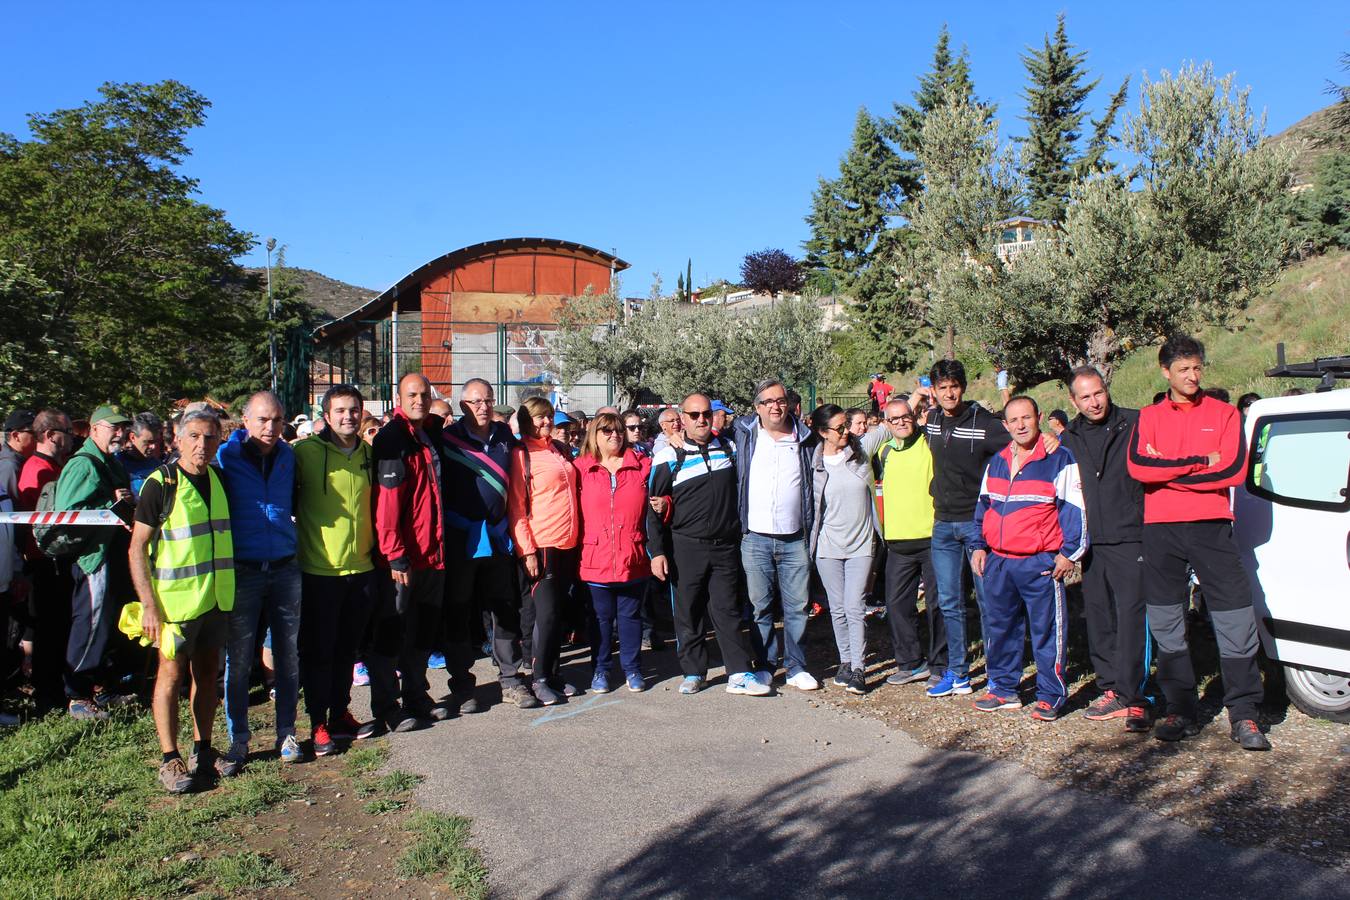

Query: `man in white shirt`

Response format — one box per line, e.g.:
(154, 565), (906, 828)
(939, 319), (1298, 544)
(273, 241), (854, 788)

(732, 379), (820, 691)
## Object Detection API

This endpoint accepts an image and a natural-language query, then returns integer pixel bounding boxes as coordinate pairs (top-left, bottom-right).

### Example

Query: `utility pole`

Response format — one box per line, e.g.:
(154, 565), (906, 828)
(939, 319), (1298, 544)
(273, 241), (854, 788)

(266, 237), (278, 394)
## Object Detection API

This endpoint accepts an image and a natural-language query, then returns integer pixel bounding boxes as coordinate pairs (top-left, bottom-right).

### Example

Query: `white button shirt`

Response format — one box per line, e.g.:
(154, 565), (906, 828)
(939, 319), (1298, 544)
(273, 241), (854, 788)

(746, 423), (804, 534)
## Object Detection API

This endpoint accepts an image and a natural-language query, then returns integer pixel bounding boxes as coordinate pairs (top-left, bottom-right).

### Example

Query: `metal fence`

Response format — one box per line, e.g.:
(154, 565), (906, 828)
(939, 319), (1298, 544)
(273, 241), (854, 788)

(308, 318), (613, 419)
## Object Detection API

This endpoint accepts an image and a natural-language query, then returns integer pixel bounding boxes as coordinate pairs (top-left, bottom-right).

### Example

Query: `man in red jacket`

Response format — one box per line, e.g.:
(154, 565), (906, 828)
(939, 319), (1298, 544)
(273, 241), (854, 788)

(370, 373), (448, 733)
(1127, 334), (1269, 750)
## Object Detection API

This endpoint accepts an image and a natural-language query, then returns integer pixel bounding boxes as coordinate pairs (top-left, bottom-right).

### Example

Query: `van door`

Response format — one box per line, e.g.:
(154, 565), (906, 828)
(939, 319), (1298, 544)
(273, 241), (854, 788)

(1234, 401), (1350, 681)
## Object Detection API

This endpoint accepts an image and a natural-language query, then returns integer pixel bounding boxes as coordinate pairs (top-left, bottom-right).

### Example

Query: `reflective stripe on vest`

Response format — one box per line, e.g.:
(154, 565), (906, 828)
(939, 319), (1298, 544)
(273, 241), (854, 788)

(149, 467), (235, 623)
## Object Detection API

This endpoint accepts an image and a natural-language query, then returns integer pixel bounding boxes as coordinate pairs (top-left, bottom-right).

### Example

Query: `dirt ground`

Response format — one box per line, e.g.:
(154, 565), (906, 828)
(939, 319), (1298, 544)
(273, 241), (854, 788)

(798, 595), (1350, 872)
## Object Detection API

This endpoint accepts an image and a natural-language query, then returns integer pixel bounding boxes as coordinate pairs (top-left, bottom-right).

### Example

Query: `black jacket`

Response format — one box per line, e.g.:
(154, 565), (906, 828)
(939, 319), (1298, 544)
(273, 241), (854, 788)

(924, 402), (1011, 522)
(1060, 404), (1143, 544)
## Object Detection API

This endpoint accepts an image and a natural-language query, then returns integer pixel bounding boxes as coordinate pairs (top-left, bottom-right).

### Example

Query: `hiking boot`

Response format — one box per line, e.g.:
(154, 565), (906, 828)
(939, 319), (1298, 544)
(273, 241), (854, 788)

(678, 675), (705, 695)
(502, 685), (542, 709)
(831, 666), (852, 688)
(1230, 719), (1271, 751)
(68, 698), (109, 721)
(846, 669), (868, 695)
(727, 672), (771, 696)
(95, 691), (138, 709)
(533, 681), (564, 706)
(312, 724), (334, 757)
(926, 671), (972, 698)
(1084, 690), (1128, 721)
(279, 734), (304, 763)
(329, 711), (363, 741)
(159, 757), (194, 794)
(973, 691), (1022, 712)
(1153, 714), (1200, 742)
(216, 740), (248, 777)
(886, 665), (930, 687)
(1029, 700), (1059, 722)
(1124, 706), (1152, 733)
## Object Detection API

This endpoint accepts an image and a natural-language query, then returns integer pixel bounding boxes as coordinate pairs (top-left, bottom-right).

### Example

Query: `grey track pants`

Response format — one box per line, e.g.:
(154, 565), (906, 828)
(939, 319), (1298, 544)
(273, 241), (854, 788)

(817, 554), (873, 671)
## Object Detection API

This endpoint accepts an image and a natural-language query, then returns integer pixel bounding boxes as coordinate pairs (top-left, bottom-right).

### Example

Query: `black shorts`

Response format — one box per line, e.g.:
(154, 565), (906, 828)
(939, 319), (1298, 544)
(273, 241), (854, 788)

(171, 608), (229, 658)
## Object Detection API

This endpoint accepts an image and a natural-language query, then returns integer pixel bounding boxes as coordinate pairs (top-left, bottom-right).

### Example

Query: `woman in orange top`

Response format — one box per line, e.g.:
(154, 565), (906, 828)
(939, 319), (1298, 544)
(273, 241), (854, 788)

(507, 396), (581, 706)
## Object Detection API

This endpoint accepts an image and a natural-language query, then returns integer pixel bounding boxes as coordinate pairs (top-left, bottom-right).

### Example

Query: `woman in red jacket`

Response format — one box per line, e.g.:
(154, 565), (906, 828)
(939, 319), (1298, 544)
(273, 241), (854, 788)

(508, 396), (581, 706)
(575, 411), (653, 694)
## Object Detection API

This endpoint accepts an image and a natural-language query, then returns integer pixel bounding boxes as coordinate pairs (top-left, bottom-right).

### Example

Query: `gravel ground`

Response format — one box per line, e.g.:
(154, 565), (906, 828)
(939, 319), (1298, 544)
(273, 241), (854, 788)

(799, 595), (1350, 872)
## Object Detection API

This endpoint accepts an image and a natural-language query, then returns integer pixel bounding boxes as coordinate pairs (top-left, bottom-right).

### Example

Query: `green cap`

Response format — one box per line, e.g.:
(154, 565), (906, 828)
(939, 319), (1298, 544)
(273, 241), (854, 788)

(90, 404), (131, 426)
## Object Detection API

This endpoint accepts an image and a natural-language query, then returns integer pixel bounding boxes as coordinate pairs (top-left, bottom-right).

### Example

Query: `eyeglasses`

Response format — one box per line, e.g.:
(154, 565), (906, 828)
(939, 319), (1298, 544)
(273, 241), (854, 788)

(363, 427), (379, 436)
(462, 398), (494, 407)
(598, 426), (621, 436)
(756, 397), (788, 408)
(886, 415), (914, 424)
(682, 409), (712, 420)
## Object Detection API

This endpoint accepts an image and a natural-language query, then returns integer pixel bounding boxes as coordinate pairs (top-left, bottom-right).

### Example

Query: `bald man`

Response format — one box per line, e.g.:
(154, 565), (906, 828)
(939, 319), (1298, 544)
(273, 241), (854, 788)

(217, 391), (304, 769)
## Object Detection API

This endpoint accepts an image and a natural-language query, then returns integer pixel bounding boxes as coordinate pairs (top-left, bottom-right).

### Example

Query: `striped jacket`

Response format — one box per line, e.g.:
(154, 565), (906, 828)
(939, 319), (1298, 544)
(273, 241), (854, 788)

(973, 439), (1087, 560)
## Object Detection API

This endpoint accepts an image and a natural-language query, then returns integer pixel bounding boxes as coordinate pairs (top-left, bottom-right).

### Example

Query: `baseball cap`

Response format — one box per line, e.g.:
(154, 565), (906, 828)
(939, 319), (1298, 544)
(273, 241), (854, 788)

(553, 410), (573, 426)
(493, 405), (513, 417)
(3, 409), (35, 432)
(90, 404), (131, 426)
(710, 400), (732, 413)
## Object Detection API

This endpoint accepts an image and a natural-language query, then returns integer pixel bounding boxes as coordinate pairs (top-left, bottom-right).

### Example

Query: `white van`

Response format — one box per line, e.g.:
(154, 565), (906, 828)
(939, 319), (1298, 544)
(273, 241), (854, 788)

(1233, 371), (1350, 723)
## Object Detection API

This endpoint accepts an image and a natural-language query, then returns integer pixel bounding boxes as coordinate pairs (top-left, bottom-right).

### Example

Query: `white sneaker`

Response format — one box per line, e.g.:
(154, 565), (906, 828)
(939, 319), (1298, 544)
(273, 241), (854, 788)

(786, 671), (820, 691)
(727, 672), (772, 696)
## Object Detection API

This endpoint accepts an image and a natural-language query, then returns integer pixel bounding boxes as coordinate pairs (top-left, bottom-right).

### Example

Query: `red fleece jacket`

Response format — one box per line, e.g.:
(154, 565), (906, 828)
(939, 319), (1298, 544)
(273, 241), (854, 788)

(1126, 392), (1246, 524)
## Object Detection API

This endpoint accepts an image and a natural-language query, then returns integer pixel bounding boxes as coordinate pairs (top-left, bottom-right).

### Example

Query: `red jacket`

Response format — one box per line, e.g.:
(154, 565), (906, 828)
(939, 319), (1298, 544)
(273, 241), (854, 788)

(575, 449), (652, 584)
(1126, 392), (1245, 524)
(373, 408), (445, 571)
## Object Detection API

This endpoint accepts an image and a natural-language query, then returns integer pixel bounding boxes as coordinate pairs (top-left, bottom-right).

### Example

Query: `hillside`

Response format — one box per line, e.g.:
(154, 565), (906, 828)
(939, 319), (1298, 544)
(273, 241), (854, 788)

(243, 266), (378, 322)
(1268, 101), (1348, 187)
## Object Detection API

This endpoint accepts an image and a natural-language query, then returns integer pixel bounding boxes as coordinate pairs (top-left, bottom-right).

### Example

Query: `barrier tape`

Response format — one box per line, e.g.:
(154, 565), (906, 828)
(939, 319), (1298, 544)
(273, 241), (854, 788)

(0, 509), (125, 526)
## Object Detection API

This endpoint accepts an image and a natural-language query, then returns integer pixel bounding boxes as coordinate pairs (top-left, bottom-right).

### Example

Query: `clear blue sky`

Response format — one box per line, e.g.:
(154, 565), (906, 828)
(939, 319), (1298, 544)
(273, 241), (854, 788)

(2, 3), (1345, 297)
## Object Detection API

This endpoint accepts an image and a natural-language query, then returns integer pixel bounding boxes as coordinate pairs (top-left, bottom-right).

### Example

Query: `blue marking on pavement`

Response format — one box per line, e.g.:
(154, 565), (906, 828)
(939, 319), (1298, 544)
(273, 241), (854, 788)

(529, 693), (624, 726)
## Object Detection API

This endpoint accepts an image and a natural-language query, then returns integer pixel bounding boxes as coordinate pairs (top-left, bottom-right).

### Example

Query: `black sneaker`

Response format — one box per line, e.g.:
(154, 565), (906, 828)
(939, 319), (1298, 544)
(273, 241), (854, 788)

(846, 669), (868, 695)
(1153, 714), (1200, 742)
(389, 713), (432, 733)
(451, 690), (482, 715)
(1230, 718), (1271, 751)
(1124, 706), (1152, 733)
(832, 666), (852, 688)
(533, 680), (563, 706)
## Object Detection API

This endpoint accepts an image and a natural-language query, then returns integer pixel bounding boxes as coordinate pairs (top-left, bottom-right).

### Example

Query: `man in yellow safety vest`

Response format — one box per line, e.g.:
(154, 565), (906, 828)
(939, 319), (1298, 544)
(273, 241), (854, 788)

(129, 409), (235, 794)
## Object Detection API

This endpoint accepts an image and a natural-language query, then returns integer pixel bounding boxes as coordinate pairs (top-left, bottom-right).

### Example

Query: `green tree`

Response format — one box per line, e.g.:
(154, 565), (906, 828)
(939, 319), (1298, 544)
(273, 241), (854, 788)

(1290, 151), (1350, 253)
(1019, 14), (1129, 221)
(0, 81), (254, 412)
(924, 65), (1293, 383)
(0, 260), (82, 409)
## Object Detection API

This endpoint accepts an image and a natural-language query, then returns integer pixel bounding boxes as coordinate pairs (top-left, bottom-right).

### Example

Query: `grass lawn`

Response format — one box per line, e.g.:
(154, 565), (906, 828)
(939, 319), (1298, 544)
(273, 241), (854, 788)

(0, 703), (487, 899)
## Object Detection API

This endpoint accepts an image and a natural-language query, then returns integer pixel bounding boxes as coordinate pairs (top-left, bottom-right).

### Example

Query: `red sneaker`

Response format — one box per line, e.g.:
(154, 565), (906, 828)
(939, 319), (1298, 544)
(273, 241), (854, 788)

(329, 711), (362, 741)
(1084, 690), (1128, 720)
(1030, 701), (1059, 722)
(312, 724), (334, 756)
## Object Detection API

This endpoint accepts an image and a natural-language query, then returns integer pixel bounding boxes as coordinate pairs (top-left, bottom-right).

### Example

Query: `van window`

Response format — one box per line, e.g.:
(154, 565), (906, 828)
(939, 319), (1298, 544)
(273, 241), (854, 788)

(1247, 412), (1350, 512)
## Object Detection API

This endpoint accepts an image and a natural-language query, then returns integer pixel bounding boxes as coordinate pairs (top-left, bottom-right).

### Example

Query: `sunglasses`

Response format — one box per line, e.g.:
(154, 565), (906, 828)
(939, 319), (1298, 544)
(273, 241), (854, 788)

(599, 426), (621, 436)
(827, 424), (848, 435)
(682, 410), (712, 420)
(625, 424), (641, 431)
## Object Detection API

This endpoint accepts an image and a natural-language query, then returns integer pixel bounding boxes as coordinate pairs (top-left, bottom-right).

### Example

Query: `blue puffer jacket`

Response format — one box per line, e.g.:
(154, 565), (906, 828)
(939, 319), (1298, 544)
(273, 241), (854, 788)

(216, 429), (297, 562)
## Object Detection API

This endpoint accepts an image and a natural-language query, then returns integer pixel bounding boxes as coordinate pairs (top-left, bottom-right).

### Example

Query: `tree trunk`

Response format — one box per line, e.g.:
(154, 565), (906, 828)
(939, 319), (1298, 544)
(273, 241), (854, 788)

(1085, 324), (1119, 383)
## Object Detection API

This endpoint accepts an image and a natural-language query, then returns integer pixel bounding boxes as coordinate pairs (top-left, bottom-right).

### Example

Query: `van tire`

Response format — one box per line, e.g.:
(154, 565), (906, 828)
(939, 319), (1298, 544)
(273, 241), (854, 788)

(1283, 664), (1350, 724)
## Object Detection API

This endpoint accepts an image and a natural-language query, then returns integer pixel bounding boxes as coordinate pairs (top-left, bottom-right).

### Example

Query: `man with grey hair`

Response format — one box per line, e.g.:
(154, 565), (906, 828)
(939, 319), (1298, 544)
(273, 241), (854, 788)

(216, 391), (303, 767)
(118, 412), (166, 496)
(733, 378), (819, 691)
(651, 407), (682, 454)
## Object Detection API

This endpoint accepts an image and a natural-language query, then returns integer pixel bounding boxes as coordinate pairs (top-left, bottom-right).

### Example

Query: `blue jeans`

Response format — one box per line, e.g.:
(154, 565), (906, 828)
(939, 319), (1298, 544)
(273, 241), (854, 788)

(741, 532), (811, 676)
(588, 580), (644, 678)
(929, 519), (987, 678)
(225, 559), (301, 745)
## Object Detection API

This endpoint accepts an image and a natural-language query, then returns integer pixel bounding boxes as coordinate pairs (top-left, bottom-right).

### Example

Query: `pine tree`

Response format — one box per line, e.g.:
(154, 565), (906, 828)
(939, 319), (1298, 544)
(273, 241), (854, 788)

(802, 107), (903, 284)
(1019, 14), (1127, 221)
(676, 271), (685, 302)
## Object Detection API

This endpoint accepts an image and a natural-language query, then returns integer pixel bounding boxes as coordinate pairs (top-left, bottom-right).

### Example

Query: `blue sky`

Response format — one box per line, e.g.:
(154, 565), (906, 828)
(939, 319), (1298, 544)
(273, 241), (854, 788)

(2, 2), (1344, 297)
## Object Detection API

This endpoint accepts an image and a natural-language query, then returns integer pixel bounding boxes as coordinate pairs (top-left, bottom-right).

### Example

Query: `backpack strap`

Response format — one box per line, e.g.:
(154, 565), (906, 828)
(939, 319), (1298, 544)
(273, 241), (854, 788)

(156, 464), (179, 527)
(873, 442), (893, 483)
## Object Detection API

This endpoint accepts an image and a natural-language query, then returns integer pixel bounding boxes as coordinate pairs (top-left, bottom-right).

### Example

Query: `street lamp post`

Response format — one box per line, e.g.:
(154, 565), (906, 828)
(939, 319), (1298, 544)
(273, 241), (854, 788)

(266, 237), (277, 394)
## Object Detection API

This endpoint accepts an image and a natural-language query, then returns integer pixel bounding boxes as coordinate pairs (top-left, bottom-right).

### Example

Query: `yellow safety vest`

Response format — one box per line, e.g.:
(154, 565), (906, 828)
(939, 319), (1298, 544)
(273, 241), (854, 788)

(148, 466), (235, 623)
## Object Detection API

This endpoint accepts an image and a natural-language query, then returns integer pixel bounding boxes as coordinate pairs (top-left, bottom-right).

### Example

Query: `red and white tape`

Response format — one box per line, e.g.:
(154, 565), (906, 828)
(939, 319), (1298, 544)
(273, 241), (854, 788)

(0, 509), (124, 526)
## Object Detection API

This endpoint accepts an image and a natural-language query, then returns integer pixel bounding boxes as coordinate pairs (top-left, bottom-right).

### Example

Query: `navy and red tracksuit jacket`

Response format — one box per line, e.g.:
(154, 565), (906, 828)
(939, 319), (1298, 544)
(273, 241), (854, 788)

(972, 439), (1087, 562)
(373, 408), (446, 572)
(1125, 391), (1245, 524)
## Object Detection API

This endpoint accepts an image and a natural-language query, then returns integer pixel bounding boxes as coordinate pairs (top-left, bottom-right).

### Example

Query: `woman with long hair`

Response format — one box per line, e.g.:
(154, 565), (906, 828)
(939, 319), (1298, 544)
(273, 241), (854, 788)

(574, 412), (654, 693)
(507, 396), (581, 705)
(807, 404), (887, 695)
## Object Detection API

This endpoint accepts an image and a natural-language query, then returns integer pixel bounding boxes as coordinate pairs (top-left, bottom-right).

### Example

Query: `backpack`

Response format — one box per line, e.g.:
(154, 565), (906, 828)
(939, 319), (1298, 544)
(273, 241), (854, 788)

(34, 453), (114, 559)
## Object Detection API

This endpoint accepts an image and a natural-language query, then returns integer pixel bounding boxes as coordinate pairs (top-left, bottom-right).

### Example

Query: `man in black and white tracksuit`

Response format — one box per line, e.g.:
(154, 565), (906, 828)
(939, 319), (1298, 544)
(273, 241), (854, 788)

(1060, 367), (1151, 733)
(648, 392), (769, 697)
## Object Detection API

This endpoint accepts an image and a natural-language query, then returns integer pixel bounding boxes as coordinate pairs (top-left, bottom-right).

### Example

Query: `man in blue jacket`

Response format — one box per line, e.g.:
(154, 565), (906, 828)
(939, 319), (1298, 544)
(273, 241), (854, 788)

(216, 391), (303, 770)
(733, 378), (819, 691)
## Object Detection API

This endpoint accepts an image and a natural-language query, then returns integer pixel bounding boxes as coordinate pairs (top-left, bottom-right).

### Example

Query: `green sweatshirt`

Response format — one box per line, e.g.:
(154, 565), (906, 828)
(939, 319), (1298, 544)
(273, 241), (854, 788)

(54, 439), (131, 574)
(878, 434), (935, 542)
(293, 431), (375, 576)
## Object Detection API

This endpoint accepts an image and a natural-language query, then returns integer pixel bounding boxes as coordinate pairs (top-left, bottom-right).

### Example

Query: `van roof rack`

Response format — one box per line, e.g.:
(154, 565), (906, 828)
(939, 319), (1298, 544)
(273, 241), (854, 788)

(1266, 343), (1350, 392)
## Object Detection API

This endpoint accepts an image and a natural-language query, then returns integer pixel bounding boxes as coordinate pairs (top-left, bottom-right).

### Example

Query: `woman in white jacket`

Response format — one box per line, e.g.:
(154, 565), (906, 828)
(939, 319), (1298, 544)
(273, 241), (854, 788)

(807, 404), (888, 695)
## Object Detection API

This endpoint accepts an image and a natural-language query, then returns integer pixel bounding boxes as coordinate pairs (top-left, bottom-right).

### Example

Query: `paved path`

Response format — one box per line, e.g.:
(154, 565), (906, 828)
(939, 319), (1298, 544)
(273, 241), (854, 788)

(371, 651), (1349, 900)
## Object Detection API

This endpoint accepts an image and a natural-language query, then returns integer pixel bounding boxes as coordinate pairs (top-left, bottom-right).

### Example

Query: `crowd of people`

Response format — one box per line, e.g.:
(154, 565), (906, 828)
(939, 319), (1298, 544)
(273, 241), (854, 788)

(0, 330), (1278, 794)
